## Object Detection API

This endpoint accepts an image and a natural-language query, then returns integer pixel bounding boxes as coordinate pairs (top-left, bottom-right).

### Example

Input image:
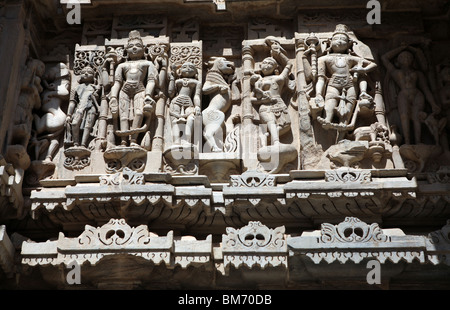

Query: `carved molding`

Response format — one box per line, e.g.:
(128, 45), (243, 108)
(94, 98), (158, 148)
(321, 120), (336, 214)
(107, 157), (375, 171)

(21, 218), (212, 269)
(221, 221), (288, 272)
(320, 217), (389, 243)
(288, 217), (429, 265)
(325, 168), (371, 184)
(229, 170), (276, 188)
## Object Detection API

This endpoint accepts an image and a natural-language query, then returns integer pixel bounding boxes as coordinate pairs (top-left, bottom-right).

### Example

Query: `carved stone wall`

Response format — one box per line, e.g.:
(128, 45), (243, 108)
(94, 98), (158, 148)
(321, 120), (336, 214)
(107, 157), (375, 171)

(0, 0), (449, 290)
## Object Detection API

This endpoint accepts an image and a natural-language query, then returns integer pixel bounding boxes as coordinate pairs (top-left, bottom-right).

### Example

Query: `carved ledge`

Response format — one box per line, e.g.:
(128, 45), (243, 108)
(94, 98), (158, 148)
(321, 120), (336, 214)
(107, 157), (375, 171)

(21, 219), (212, 269)
(288, 217), (427, 264)
(219, 221), (288, 274)
(426, 220), (450, 265)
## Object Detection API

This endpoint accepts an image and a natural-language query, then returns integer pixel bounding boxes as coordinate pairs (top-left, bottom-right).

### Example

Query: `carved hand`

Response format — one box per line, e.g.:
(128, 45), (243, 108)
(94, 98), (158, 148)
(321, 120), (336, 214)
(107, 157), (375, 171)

(145, 95), (156, 106)
(109, 97), (118, 117)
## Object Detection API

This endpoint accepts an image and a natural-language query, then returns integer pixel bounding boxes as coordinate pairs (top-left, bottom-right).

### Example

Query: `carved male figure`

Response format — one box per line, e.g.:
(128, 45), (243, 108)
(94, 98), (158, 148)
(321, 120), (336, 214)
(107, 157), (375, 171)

(168, 61), (202, 146)
(66, 66), (100, 148)
(310, 24), (377, 130)
(109, 30), (157, 147)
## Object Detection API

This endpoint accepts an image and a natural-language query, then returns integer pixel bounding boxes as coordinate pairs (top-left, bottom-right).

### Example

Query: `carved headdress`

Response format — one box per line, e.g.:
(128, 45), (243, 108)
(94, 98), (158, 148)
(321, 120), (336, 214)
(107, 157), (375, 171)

(127, 30), (144, 45)
(332, 24), (351, 38)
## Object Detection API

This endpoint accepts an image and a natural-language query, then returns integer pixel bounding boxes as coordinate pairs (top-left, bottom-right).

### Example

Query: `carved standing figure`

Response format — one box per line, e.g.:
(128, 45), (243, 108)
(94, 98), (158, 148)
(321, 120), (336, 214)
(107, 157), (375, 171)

(202, 57), (235, 152)
(168, 61), (202, 146)
(33, 63), (71, 161)
(310, 24), (377, 131)
(250, 56), (292, 146)
(382, 45), (441, 145)
(65, 66), (100, 148)
(109, 30), (158, 147)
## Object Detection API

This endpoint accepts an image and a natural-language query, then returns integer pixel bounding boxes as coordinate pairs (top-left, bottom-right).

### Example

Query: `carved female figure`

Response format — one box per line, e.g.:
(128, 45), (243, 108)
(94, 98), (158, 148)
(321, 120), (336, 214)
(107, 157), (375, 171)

(382, 45), (441, 145)
(251, 57), (292, 146)
(168, 61), (202, 146)
(310, 24), (377, 131)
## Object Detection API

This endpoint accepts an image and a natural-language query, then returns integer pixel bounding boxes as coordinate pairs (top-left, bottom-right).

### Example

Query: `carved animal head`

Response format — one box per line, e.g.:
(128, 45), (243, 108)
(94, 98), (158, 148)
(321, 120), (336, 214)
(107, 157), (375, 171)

(206, 57), (235, 76)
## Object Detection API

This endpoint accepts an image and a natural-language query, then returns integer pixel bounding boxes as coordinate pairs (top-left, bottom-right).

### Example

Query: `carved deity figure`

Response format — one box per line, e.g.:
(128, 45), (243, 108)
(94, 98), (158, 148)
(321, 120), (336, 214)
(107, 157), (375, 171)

(310, 24), (377, 131)
(382, 45), (441, 145)
(65, 66), (100, 148)
(168, 61), (202, 146)
(109, 30), (158, 147)
(250, 56), (292, 146)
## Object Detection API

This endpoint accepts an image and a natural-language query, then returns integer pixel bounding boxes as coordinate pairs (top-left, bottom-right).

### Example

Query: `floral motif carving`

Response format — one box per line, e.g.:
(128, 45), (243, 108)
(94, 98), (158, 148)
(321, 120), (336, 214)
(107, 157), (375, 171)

(320, 217), (390, 243)
(325, 168), (371, 184)
(229, 170), (276, 187)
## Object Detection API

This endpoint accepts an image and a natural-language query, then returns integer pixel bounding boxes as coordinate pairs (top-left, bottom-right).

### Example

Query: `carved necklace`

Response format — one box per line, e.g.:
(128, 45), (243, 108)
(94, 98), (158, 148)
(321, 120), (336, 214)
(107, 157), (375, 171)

(334, 55), (348, 68)
(181, 78), (191, 87)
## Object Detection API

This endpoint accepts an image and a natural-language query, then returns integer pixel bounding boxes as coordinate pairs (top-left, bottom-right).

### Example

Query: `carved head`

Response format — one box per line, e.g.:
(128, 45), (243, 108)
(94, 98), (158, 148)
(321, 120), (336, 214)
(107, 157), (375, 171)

(207, 57), (235, 75)
(79, 66), (95, 83)
(125, 30), (145, 60)
(260, 57), (279, 76)
(178, 62), (198, 78)
(330, 24), (352, 53)
(397, 50), (414, 68)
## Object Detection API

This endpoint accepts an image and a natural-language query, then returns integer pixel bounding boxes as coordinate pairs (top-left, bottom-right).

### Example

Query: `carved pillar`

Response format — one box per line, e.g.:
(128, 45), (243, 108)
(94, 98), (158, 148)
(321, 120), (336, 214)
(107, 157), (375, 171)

(240, 43), (258, 170)
(295, 38), (319, 170)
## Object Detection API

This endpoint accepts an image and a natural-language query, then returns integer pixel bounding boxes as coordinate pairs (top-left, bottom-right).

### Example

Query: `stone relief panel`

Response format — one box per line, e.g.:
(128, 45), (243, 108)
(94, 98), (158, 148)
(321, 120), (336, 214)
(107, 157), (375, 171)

(297, 24), (394, 170)
(241, 35), (299, 174)
(3, 11), (448, 192)
(382, 38), (449, 174)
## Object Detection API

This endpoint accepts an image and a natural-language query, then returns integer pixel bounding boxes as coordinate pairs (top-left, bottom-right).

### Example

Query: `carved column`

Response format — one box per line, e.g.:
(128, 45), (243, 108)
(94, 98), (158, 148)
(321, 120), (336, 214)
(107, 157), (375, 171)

(295, 38), (320, 170)
(240, 43), (258, 170)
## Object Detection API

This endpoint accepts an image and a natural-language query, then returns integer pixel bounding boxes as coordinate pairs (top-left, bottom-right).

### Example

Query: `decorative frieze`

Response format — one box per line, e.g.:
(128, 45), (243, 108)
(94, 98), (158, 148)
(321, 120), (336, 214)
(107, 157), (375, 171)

(287, 217), (427, 264)
(220, 221), (288, 273)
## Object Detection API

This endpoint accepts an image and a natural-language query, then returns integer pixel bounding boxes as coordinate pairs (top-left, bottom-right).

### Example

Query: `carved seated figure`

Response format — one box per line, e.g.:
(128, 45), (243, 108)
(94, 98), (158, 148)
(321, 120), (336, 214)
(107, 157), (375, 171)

(310, 24), (377, 132)
(168, 61), (202, 146)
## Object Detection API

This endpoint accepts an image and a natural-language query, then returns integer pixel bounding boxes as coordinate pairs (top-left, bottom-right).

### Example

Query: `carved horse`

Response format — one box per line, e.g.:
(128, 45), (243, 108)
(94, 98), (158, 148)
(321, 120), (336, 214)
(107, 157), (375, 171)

(202, 57), (235, 152)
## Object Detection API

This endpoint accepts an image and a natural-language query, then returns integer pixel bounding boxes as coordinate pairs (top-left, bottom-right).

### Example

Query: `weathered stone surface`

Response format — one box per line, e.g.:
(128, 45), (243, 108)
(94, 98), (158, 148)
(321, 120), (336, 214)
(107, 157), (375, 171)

(0, 0), (449, 290)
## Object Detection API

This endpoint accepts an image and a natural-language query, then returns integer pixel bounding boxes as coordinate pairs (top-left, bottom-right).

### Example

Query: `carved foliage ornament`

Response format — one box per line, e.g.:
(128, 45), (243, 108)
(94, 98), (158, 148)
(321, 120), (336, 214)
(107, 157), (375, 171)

(325, 168), (372, 184)
(229, 170), (275, 188)
(223, 221), (286, 252)
(77, 218), (154, 247)
(320, 217), (390, 243)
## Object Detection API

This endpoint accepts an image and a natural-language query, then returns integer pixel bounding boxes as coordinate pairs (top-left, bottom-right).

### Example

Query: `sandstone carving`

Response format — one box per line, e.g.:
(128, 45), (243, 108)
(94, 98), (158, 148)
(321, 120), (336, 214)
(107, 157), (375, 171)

(0, 1), (449, 290)
(202, 57), (236, 152)
(109, 30), (158, 148)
